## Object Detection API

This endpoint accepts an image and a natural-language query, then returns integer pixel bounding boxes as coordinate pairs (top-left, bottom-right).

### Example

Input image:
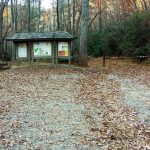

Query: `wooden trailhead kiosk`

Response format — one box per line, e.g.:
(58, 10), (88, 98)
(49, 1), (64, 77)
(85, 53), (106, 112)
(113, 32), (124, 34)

(6, 31), (75, 65)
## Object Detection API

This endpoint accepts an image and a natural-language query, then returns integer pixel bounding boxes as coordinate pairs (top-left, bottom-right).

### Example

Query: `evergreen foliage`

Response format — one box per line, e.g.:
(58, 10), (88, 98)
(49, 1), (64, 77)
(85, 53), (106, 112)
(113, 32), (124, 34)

(88, 11), (150, 60)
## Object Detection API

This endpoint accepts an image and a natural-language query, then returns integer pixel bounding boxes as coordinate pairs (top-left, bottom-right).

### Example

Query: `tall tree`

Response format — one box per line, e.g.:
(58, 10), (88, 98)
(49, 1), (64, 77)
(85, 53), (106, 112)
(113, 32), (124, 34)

(38, 0), (41, 32)
(27, 0), (31, 32)
(59, 0), (64, 30)
(57, 0), (59, 30)
(0, 0), (4, 53)
(67, 0), (71, 33)
(0, 0), (9, 53)
(79, 0), (89, 66)
(72, 0), (76, 35)
(14, 0), (18, 32)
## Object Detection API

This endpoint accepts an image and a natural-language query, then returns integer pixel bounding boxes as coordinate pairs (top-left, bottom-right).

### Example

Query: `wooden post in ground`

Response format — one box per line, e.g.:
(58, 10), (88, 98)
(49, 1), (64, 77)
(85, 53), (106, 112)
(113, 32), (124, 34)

(103, 49), (106, 68)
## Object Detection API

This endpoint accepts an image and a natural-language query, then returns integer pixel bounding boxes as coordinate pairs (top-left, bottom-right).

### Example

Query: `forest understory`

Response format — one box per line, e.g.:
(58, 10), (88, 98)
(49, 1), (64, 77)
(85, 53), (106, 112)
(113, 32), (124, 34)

(0, 59), (150, 149)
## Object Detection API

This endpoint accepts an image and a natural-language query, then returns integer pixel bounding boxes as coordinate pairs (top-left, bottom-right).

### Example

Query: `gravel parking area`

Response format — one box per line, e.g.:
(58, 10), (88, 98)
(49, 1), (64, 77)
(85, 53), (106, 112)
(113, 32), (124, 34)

(0, 67), (102, 150)
(0, 65), (149, 149)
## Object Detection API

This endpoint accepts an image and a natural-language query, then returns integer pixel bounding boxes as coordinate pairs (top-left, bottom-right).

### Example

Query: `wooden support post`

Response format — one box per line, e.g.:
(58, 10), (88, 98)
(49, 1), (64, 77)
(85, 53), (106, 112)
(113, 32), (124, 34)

(30, 42), (33, 61)
(27, 42), (30, 61)
(15, 43), (18, 61)
(31, 43), (34, 65)
(30, 42), (34, 65)
(55, 42), (58, 64)
(52, 41), (55, 64)
(68, 41), (71, 66)
(11, 42), (15, 61)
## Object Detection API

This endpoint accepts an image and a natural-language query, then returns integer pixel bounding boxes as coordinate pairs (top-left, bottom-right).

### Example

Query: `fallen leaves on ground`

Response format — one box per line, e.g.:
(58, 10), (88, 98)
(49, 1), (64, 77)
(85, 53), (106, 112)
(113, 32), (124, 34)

(0, 63), (149, 149)
(75, 68), (150, 149)
(88, 57), (150, 87)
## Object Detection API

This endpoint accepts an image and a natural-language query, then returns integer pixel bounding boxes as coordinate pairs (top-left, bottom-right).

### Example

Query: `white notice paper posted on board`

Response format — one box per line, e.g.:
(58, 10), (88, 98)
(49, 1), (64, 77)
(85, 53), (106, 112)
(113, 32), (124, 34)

(18, 43), (27, 58)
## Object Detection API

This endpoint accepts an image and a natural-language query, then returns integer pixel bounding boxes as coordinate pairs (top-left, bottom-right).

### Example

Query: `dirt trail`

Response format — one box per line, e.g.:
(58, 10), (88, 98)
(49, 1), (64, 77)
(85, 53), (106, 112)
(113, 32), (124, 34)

(108, 74), (150, 125)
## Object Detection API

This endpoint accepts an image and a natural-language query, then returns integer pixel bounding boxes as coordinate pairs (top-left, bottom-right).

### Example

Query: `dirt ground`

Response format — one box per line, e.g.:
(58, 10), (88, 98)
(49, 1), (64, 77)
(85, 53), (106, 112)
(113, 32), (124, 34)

(0, 60), (150, 149)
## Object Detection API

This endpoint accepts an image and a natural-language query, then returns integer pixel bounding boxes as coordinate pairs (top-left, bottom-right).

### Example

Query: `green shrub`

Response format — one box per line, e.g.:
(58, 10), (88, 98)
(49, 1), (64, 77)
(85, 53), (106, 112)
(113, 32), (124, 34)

(88, 11), (150, 61)
(88, 31), (103, 57)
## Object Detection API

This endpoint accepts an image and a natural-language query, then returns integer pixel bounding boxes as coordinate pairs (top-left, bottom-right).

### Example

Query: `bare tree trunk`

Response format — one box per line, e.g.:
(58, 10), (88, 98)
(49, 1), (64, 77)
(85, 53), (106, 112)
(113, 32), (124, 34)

(38, 0), (41, 32)
(79, 0), (89, 66)
(4, 1), (9, 52)
(72, 0), (76, 35)
(59, 0), (64, 30)
(0, 0), (9, 53)
(113, 0), (120, 23)
(57, 0), (59, 31)
(76, 8), (82, 34)
(67, 0), (71, 33)
(62, 8), (66, 31)
(128, 0), (138, 12)
(88, 8), (105, 29)
(0, 0), (4, 52)
(10, 0), (15, 59)
(99, 0), (102, 29)
(96, 0), (102, 29)
(122, 0), (127, 20)
(141, 0), (148, 11)
(15, 0), (18, 32)
(27, 0), (31, 32)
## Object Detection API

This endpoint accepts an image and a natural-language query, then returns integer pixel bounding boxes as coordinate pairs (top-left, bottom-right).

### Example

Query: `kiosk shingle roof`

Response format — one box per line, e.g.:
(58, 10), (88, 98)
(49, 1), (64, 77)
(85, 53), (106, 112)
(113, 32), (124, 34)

(6, 31), (75, 42)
